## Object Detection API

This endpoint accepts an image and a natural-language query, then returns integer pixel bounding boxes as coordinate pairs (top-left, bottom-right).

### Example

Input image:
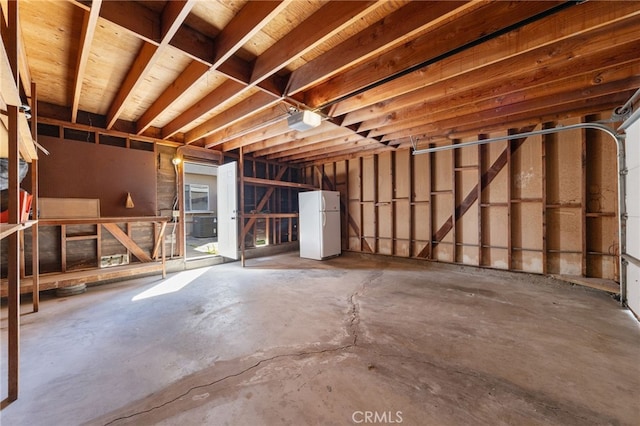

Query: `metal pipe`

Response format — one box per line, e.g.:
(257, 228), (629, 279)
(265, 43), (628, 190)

(618, 100), (640, 132)
(617, 87), (640, 118)
(413, 122), (628, 305)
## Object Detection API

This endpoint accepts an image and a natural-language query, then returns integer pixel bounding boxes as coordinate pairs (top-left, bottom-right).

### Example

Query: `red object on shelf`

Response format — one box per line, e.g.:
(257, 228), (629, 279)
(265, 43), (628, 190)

(0, 190), (33, 223)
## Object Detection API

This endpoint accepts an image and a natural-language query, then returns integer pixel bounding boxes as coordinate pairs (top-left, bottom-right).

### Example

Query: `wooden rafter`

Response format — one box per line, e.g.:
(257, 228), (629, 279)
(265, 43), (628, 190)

(105, 0), (196, 129)
(307, 1), (567, 111)
(207, 106), (291, 150)
(136, 1), (289, 135)
(71, 0), (101, 123)
(170, 1), (380, 143)
(285, 1), (468, 96)
(162, 79), (246, 139)
(326, 1), (640, 117)
(371, 74), (640, 141)
(184, 91), (281, 143)
(251, 1), (377, 85)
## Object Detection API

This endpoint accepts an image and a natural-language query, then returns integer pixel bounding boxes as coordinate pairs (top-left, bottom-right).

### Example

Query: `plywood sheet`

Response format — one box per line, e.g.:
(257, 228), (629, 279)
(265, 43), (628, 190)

(586, 216), (618, 254)
(586, 124), (618, 214)
(413, 203), (430, 242)
(39, 198), (100, 219)
(456, 140), (478, 167)
(432, 150), (452, 192)
(547, 253), (582, 275)
(481, 206), (508, 247)
(458, 245), (479, 266)
(512, 251), (544, 273)
(547, 207), (582, 252)
(395, 200), (410, 240)
(378, 151), (392, 202)
(394, 149), (410, 199)
(512, 203), (543, 250)
(483, 247), (509, 270)
(378, 205), (392, 239)
(586, 253), (617, 281)
(362, 156), (375, 201)
(38, 136), (157, 217)
(483, 140), (509, 204)
(348, 158), (361, 198)
(457, 199), (479, 245)
(511, 134), (542, 200)
(413, 153), (429, 201)
(433, 193), (453, 243)
(335, 160), (347, 186)
(81, 17), (144, 115)
(120, 46), (192, 122)
(434, 242), (453, 262)
(20, 1), (83, 107)
(362, 202), (375, 241)
(395, 240), (410, 258)
(546, 118), (582, 204)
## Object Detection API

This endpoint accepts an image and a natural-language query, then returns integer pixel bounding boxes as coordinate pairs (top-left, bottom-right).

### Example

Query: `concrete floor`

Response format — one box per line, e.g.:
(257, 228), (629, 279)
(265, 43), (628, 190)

(1, 252), (639, 425)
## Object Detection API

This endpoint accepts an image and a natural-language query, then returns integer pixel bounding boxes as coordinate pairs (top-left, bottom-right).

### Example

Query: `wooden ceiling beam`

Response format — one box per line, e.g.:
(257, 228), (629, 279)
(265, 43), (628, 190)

(265, 133), (366, 161)
(71, 0), (101, 123)
(143, 2), (288, 136)
(285, 1), (470, 96)
(241, 121), (338, 154)
(304, 145), (396, 166)
(382, 91), (633, 145)
(0, 5), (32, 99)
(366, 61), (640, 139)
(212, 1), (290, 69)
(393, 98), (632, 151)
(304, 1), (566, 110)
(283, 139), (373, 162)
(98, 0), (161, 45)
(295, 141), (395, 165)
(184, 92), (281, 144)
(182, 1), (379, 145)
(208, 106), (291, 149)
(135, 60), (209, 134)
(161, 79), (246, 139)
(246, 124), (347, 157)
(250, 1), (378, 86)
(105, 0), (196, 129)
(344, 49), (640, 130)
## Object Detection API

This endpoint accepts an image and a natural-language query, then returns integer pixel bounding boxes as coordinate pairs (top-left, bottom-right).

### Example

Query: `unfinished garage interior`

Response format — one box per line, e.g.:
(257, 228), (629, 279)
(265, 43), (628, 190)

(2, 0), (640, 424)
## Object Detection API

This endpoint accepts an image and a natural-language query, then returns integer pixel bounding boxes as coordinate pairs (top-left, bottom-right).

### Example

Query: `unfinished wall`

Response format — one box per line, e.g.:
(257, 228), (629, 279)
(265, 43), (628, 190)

(309, 114), (620, 282)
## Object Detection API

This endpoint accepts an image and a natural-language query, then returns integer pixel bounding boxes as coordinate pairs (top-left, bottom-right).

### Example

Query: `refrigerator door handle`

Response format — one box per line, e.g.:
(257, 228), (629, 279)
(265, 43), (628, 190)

(321, 195), (326, 211)
(322, 211), (326, 227)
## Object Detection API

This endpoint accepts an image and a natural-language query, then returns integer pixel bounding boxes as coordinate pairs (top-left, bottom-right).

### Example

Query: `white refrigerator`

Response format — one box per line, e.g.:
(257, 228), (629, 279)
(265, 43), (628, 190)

(298, 190), (341, 260)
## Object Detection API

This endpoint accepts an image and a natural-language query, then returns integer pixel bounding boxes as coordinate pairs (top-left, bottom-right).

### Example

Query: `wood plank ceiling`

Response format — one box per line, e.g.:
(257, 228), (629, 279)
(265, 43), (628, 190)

(9, 0), (640, 164)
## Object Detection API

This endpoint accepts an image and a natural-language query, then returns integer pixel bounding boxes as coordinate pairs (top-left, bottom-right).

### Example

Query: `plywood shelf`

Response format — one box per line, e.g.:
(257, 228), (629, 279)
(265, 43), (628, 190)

(243, 176), (316, 190)
(0, 263), (165, 298)
(0, 37), (38, 163)
(586, 212), (616, 217)
(0, 220), (37, 240)
(243, 213), (298, 219)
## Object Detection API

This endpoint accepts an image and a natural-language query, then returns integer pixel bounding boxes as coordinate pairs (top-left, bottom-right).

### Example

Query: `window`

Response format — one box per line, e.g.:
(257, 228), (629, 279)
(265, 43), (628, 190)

(185, 184), (210, 212)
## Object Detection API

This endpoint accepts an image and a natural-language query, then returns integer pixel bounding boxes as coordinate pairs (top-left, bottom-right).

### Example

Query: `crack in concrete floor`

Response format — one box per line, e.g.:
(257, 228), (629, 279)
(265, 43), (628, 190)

(3, 253), (638, 425)
(102, 284), (369, 425)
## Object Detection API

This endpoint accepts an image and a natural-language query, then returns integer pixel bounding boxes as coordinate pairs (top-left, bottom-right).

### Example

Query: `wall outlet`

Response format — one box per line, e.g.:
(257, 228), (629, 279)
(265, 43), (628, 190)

(172, 210), (180, 218)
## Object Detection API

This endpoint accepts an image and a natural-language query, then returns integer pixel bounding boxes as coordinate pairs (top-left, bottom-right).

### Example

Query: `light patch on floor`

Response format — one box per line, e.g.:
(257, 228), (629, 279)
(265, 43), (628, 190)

(131, 267), (212, 301)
